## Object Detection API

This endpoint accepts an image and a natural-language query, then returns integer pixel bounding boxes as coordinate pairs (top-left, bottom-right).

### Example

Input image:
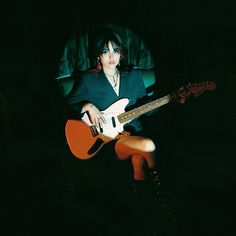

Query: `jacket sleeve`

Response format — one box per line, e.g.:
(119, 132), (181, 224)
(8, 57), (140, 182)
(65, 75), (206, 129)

(65, 75), (89, 119)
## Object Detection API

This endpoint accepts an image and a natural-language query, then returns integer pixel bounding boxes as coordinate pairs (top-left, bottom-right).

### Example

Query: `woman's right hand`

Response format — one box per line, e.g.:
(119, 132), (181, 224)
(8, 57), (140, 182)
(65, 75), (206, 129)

(82, 103), (106, 127)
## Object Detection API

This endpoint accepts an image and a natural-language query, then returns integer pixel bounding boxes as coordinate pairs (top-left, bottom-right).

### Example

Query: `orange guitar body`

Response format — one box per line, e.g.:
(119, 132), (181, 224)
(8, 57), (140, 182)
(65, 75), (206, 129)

(65, 98), (130, 160)
(65, 119), (113, 160)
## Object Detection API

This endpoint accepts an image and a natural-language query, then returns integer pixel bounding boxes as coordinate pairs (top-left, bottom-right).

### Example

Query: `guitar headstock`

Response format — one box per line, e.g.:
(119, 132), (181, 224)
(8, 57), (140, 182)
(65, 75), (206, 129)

(185, 81), (216, 97)
(177, 81), (216, 103)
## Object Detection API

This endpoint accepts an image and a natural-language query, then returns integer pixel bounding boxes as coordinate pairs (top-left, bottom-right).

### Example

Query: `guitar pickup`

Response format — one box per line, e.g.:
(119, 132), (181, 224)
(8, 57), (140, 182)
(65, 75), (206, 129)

(87, 138), (104, 155)
(112, 117), (116, 128)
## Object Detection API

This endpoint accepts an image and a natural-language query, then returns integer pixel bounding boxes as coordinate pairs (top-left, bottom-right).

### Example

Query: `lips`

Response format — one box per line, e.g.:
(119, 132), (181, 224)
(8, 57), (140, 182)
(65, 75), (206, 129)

(108, 61), (115, 64)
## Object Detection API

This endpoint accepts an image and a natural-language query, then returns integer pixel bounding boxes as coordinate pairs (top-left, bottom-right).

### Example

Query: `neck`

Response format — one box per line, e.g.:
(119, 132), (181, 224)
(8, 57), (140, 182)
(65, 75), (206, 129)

(103, 67), (117, 76)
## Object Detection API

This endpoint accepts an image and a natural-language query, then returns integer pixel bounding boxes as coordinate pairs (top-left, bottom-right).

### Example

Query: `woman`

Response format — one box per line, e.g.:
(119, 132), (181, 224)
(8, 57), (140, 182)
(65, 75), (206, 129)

(66, 30), (171, 217)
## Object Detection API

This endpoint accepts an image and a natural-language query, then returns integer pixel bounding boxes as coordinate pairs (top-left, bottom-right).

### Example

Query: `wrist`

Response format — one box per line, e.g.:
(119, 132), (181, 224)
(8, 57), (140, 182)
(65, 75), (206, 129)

(82, 103), (93, 112)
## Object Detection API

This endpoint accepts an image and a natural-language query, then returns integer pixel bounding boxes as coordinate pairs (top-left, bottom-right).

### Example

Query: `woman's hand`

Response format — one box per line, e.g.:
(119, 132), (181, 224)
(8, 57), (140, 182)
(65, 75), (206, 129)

(178, 86), (191, 104)
(82, 103), (106, 127)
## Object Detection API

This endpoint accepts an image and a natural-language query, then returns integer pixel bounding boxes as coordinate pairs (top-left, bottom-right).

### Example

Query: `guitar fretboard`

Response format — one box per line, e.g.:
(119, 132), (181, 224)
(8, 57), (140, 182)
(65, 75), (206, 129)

(118, 94), (173, 124)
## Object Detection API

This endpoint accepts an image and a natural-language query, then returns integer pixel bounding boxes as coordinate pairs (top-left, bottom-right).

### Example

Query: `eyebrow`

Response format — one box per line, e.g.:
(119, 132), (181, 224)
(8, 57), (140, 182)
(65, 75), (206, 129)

(102, 47), (120, 52)
(101, 48), (109, 53)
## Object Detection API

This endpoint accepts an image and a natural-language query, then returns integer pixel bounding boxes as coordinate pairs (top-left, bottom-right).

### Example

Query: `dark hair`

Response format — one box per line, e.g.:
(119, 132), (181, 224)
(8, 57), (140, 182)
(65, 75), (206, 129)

(87, 28), (129, 72)
(94, 30), (123, 58)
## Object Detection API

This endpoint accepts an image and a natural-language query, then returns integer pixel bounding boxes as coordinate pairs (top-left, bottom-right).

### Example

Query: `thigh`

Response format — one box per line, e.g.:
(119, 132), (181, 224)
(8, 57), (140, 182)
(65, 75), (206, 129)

(114, 136), (155, 160)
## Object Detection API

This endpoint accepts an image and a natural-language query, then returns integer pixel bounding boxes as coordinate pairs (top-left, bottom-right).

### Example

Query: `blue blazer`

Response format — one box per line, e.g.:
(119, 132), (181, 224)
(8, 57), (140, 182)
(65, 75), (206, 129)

(66, 68), (147, 133)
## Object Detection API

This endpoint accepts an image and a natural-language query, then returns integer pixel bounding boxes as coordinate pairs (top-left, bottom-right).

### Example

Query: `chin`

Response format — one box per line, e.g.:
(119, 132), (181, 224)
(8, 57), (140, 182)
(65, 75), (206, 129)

(107, 64), (118, 69)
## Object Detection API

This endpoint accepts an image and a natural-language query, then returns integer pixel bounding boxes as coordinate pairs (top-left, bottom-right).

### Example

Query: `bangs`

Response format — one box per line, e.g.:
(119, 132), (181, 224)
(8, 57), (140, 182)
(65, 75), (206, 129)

(100, 41), (121, 54)
(95, 32), (122, 56)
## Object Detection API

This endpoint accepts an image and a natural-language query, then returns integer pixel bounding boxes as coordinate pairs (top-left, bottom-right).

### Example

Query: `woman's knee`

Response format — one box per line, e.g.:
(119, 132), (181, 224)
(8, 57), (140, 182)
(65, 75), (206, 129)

(140, 138), (156, 152)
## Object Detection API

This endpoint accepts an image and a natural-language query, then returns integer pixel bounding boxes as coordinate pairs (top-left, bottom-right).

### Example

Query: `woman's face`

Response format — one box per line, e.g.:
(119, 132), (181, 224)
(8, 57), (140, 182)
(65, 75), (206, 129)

(99, 41), (121, 70)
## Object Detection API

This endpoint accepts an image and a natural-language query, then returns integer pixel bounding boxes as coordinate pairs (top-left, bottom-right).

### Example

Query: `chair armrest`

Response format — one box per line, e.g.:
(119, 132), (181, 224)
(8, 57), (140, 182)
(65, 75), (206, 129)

(141, 69), (157, 96)
(57, 77), (75, 98)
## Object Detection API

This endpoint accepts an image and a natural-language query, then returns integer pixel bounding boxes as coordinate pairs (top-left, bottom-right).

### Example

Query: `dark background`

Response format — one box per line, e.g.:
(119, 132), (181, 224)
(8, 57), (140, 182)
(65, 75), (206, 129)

(1, 0), (236, 235)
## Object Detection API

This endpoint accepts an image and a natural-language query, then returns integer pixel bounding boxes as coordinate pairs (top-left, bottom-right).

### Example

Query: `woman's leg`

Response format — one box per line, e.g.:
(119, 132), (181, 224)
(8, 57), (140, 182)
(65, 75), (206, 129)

(114, 136), (156, 180)
(114, 136), (159, 226)
(115, 136), (177, 228)
(131, 154), (145, 180)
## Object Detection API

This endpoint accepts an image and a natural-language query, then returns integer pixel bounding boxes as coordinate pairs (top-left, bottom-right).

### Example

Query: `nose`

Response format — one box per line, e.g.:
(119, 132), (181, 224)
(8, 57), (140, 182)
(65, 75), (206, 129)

(108, 51), (115, 58)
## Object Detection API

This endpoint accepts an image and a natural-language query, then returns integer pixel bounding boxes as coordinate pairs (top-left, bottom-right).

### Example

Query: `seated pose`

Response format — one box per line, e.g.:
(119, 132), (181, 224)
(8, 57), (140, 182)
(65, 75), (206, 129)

(65, 29), (187, 220)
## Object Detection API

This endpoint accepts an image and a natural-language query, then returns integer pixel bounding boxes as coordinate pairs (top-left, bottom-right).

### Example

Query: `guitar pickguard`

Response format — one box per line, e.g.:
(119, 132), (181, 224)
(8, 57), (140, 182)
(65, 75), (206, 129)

(81, 98), (129, 139)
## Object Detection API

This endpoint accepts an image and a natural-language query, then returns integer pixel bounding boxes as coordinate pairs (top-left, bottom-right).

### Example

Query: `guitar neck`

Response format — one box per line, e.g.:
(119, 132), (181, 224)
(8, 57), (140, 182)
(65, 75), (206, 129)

(118, 93), (175, 124)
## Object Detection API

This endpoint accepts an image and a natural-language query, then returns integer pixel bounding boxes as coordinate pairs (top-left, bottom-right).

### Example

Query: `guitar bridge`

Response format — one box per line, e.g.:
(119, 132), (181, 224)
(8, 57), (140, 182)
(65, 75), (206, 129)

(90, 125), (99, 137)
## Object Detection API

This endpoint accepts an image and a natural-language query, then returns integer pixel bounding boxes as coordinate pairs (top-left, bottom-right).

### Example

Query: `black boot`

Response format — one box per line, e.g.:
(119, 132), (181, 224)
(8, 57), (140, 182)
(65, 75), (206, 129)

(131, 180), (162, 235)
(150, 168), (194, 235)
(149, 168), (177, 223)
(131, 180), (147, 216)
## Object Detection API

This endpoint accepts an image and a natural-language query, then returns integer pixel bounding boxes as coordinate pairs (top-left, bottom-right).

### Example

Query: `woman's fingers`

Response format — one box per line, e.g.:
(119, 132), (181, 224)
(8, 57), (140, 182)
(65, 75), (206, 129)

(87, 104), (106, 126)
(91, 116), (96, 125)
(100, 113), (106, 124)
(98, 118), (104, 128)
(91, 115), (104, 127)
(95, 116), (100, 126)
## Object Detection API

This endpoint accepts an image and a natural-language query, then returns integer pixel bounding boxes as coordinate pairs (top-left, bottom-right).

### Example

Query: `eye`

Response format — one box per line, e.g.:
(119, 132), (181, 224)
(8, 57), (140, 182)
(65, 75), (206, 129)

(102, 48), (109, 54)
(114, 48), (121, 53)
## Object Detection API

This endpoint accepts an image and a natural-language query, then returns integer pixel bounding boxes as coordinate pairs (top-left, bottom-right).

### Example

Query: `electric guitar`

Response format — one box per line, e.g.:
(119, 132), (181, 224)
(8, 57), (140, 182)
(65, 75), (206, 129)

(65, 81), (216, 160)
